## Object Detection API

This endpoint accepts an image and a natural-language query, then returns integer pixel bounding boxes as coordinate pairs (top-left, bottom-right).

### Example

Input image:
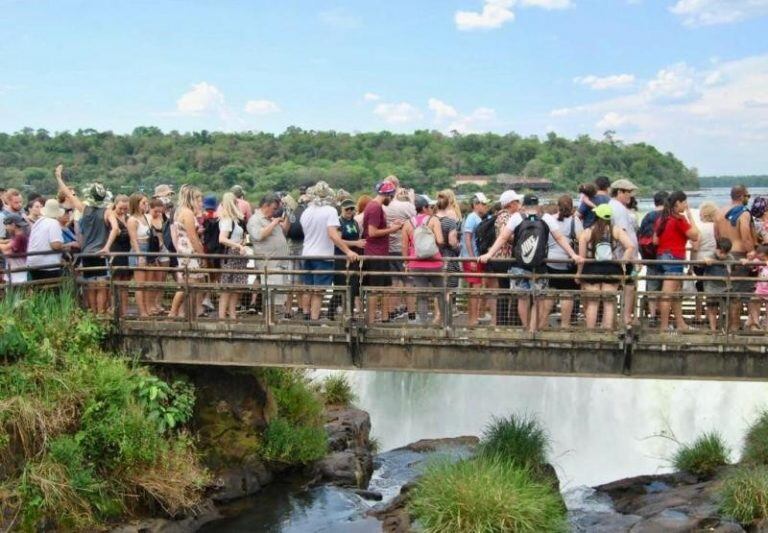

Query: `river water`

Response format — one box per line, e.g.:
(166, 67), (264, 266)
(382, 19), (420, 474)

(206, 186), (768, 530)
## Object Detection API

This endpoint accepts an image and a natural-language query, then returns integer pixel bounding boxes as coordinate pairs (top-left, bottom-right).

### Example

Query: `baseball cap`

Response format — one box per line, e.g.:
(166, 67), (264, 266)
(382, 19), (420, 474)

(376, 181), (397, 196)
(230, 185), (245, 198)
(522, 194), (539, 207)
(414, 195), (430, 211)
(499, 190), (524, 207)
(611, 178), (638, 192)
(340, 199), (355, 210)
(595, 204), (613, 220)
(3, 213), (28, 227)
(472, 192), (490, 205)
(203, 196), (217, 211)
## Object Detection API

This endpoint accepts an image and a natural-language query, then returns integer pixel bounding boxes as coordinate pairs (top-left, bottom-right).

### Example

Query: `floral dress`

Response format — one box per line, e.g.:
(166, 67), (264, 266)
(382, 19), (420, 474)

(172, 214), (204, 281)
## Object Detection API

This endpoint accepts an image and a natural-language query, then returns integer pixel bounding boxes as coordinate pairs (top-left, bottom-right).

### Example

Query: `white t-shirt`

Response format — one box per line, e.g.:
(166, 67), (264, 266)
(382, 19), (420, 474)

(609, 198), (638, 260)
(300, 204), (340, 257)
(26, 217), (63, 269)
(219, 217), (245, 244)
(505, 211), (560, 236)
(544, 213), (582, 268)
(385, 199), (416, 253)
(693, 221), (716, 260)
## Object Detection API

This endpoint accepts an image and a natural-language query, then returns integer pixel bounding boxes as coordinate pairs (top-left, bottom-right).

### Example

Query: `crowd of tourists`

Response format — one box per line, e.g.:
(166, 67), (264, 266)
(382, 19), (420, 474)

(1, 164), (767, 332)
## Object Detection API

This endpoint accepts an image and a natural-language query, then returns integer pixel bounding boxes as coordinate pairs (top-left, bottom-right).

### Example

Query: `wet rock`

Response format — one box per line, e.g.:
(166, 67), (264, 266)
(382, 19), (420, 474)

(570, 511), (642, 532)
(110, 498), (220, 533)
(317, 406), (374, 488)
(353, 489), (383, 501)
(394, 435), (479, 453)
(210, 461), (274, 502)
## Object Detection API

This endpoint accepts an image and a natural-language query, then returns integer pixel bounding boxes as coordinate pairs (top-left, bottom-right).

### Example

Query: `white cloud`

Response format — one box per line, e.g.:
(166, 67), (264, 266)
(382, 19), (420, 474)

(244, 99), (280, 115)
(646, 62), (696, 101)
(428, 98), (459, 120)
(547, 53), (768, 174)
(670, 0), (768, 26)
(455, 0), (515, 30)
(448, 107), (497, 133)
(373, 102), (423, 124)
(454, 0), (570, 30)
(363, 92), (381, 102)
(176, 82), (225, 115)
(574, 74), (636, 90)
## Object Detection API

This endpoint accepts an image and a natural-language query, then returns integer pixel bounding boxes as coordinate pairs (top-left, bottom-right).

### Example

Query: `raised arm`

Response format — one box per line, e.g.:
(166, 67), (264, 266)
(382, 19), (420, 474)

(54, 164), (85, 213)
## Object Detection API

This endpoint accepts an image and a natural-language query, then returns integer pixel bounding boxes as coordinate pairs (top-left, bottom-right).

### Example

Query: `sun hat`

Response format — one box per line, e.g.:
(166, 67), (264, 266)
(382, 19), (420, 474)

(499, 190), (524, 207)
(82, 182), (108, 207)
(523, 194), (539, 207)
(308, 181), (335, 200)
(282, 194), (298, 212)
(42, 199), (65, 219)
(611, 178), (638, 192)
(203, 196), (218, 211)
(153, 184), (174, 198)
(3, 213), (28, 227)
(472, 192), (490, 205)
(376, 181), (397, 196)
(594, 203), (613, 221)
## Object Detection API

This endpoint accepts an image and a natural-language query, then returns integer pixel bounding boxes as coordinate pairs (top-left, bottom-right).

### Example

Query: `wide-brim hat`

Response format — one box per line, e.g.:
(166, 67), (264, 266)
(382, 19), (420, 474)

(308, 181), (335, 200)
(42, 199), (65, 219)
(153, 184), (174, 198)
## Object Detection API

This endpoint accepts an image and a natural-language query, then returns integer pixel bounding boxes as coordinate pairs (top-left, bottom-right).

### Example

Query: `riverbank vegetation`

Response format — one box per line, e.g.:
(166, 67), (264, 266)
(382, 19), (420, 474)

(321, 373), (357, 406)
(672, 432), (730, 477)
(0, 288), (208, 530)
(0, 128), (697, 197)
(408, 414), (566, 532)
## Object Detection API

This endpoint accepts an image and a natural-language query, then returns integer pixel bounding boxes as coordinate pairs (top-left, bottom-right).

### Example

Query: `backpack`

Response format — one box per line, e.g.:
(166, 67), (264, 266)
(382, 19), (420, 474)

(638, 211), (659, 260)
(474, 214), (498, 255)
(594, 230), (615, 262)
(412, 216), (439, 259)
(161, 213), (175, 253)
(202, 216), (226, 255)
(513, 214), (549, 271)
(286, 204), (306, 241)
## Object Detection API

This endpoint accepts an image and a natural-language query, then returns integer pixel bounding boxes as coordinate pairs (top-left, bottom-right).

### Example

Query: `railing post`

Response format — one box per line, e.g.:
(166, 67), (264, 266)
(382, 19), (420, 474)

(184, 261), (193, 328)
(263, 259), (271, 329)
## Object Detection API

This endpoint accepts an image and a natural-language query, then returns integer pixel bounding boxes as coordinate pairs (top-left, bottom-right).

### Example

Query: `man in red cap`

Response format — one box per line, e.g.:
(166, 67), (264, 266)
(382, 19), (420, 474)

(362, 180), (403, 323)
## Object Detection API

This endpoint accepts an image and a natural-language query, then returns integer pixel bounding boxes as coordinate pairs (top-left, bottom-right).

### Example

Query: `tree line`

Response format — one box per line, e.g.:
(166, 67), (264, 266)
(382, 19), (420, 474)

(700, 175), (768, 188)
(0, 127), (698, 198)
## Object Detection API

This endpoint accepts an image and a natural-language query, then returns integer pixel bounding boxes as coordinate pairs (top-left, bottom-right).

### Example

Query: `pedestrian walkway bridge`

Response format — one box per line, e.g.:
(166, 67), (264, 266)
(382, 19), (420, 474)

(5, 252), (768, 381)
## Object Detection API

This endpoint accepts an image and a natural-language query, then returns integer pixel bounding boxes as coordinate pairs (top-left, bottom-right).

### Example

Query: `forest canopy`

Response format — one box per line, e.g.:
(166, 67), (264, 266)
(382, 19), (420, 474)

(0, 127), (698, 198)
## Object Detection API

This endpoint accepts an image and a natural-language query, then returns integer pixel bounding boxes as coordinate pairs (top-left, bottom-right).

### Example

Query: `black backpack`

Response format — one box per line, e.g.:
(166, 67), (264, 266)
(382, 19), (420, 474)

(513, 214), (550, 272)
(202, 216), (226, 255)
(161, 213), (178, 268)
(286, 204), (306, 241)
(474, 214), (498, 255)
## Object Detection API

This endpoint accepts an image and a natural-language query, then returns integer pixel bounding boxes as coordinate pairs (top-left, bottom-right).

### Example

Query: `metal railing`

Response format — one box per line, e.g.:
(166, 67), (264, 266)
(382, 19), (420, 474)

(3, 250), (767, 340)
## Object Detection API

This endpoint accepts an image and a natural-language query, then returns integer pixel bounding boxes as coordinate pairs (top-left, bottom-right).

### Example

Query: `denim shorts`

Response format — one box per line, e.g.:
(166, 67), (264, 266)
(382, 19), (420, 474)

(658, 253), (684, 275)
(508, 266), (548, 292)
(303, 259), (334, 286)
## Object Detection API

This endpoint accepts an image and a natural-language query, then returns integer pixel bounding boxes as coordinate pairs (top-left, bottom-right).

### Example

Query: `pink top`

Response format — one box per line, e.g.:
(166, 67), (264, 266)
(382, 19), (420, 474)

(407, 214), (443, 270)
(756, 265), (768, 296)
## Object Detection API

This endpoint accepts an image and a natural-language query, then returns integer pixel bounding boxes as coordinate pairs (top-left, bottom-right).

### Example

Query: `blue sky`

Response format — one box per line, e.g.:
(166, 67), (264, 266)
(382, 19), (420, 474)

(1, 0), (767, 175)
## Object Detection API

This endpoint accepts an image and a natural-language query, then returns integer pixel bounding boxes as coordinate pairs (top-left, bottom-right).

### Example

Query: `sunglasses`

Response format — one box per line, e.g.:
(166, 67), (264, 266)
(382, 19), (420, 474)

(343, 207), (355, 211)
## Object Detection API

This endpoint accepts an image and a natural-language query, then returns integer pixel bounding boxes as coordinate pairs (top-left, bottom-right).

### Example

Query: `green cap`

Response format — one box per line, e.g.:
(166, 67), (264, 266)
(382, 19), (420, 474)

(594, 203), (613, 221)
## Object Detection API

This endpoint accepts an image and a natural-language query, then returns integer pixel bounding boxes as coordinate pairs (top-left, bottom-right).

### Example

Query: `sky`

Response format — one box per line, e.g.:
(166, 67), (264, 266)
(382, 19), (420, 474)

(0, 0), (767, 175)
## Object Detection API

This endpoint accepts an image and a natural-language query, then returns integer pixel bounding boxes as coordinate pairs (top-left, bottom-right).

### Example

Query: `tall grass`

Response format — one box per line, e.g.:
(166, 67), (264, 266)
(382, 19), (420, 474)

(477, 414), (549, 470)
(322, 373), (357, 406)
(720, 465), (768, 524)
(0, 289), (208, 530)
(742, 410), (768, 465)
(672, 432), (730, 477)
(409, 457), (566, 533)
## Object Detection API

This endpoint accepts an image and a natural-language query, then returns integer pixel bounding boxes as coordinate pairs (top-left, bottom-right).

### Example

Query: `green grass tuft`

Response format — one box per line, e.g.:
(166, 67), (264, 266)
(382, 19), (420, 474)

(477, 414), (549, 470)
(261, 418), (328, 463)
(672, 431), (730, 477)
(742, 410), (768, 465)
(720, 465), (768, 524)
(322, 373), (357, 406)
(408, 456), (566, 533)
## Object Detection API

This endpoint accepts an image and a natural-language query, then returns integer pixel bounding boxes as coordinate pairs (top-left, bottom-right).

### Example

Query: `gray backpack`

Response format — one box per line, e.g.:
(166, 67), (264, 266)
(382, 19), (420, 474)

(413, 216), (438, 258)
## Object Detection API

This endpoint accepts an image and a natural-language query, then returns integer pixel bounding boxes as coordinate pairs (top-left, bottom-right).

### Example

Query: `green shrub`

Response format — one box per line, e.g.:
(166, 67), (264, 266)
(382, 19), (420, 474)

(262, 369), (324, 426)
(322, 373), (357, 406)
(261, 418), (328, 463)
(672, 431), (730, 477)
(477, 414), (549, 470)
(720, 465), (768, 524)
(742, 410), (768, 465)
(408, 456), (566, 533)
